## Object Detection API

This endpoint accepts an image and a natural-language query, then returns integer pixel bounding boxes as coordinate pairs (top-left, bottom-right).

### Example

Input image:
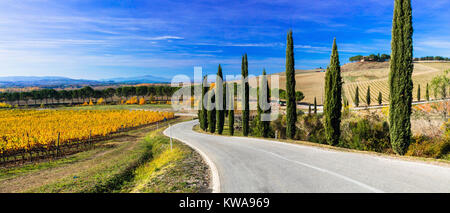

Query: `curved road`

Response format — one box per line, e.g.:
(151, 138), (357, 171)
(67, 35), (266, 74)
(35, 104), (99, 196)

(164, 120), (450, 193)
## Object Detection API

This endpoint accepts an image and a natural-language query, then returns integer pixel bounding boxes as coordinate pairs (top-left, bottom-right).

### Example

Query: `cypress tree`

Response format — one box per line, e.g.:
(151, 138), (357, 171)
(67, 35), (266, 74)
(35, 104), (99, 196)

(314, 97), (317, 114)
(198, 98), (202, 128)
(442, 83), (447, 99)
(200, 75), (208, 131)
(228, 83), (235, 136)
(208, 90), (216, 133)
(285, 30), (297, 139)
(366, 86), (371, 106)
(426, 83), (430, 101)
(434, 86), (438, 100)
(417, 84), (421, 102)
(228, 107), (234, 136)
(323, 38), (342, 146)
(261, 69), (271, 138)
(355, 86), (360, 107)
(242, 54), (250, 136)
(256, 82), (262, 137)
(378, 91), (383, 105)
(389, 0), (413, 155)
(308, 104), (312, 115)
(216, 65), (225, 134)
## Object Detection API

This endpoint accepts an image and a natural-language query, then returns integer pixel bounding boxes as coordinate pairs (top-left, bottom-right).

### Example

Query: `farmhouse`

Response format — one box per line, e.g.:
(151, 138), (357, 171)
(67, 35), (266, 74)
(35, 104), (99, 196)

(360, 56), (376, 62)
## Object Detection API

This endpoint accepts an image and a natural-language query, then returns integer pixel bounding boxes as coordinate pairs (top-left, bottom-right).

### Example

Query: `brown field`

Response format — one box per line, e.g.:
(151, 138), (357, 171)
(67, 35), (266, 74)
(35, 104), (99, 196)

(270, 62), (450, 105)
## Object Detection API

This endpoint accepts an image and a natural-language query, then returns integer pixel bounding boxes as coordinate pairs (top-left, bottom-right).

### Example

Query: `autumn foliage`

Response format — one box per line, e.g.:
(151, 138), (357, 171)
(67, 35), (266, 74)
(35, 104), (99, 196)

(0, 110), (174, 154)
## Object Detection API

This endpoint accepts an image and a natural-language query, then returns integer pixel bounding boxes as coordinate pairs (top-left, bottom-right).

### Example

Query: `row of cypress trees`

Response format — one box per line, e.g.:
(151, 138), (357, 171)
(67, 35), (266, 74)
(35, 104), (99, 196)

(199, 0), (414, 155)
(321, 0), (414, 154)
(353, 83), (429, 107)
(198, 54), (269, 137)
(288, 0), (413, 154)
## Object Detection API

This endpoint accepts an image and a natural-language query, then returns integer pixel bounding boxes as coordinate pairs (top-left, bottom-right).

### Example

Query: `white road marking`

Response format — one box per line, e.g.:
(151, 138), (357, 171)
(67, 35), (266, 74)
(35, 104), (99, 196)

(243, 145), (385, 193)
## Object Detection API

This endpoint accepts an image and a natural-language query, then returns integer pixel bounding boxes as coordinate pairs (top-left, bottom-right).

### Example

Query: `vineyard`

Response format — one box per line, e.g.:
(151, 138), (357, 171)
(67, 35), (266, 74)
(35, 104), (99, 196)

(0, 109), (174, 164)
(282, 62), (450, 106)
(343, 63), (448, 106)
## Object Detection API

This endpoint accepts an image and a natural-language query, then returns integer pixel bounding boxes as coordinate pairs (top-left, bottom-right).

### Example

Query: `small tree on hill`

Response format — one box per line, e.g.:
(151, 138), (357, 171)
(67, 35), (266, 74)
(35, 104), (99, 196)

(417, 84), (421, 102)
(355, 86), (360, 107)
(314, 97), (317, 114)
(378, 91), (382, 105)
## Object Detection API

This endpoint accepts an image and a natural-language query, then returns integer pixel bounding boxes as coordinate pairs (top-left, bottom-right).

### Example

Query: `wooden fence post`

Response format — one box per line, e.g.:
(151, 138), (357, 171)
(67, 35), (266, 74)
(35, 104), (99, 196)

(89, 130), (92, 149)
(56, 132), (60, 157)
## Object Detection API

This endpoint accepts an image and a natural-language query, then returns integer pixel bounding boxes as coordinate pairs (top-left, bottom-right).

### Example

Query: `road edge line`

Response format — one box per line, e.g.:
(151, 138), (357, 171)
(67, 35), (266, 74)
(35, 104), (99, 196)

(163, 120), (221, 193)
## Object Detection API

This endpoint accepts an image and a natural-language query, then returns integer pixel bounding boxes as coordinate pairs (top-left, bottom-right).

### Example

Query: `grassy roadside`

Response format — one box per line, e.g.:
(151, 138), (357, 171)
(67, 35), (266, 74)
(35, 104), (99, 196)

(0, 117), (210, 193)
(193, 123), (450, 167)
(119, 129), (210, 193)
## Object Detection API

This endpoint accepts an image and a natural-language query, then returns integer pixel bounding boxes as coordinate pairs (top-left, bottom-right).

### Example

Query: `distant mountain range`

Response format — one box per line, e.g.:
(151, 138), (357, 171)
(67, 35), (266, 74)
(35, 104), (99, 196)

(101, 75), (170, 84)
(0, 75), (170, 88)
(0, 76), (102, 88)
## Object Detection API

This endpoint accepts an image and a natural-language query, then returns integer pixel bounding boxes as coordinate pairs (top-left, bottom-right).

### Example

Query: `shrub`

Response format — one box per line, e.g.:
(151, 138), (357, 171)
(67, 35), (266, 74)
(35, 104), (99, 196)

(340, 113), (391, 153)
(296, 114), (325, 143)
(139, 98), (146, 105)
(126, 97), (138, 104)
(406, 119), (450, 159)
(97, 98), (105, 105)
(271, 114), (286, 139)
(251, 117), (274, 138)
(406, 135), (447, 158)
(0, 102), (12, 108)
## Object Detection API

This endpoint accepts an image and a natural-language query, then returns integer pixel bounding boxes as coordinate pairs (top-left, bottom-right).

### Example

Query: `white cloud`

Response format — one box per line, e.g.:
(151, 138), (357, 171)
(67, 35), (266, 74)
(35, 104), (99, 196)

(148, 36), (184, 40)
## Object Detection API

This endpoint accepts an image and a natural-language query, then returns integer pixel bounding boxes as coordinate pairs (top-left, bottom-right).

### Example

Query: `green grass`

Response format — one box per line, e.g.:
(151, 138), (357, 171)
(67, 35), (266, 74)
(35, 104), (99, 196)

(120, 129), (209, 193)
(0, 117), (209, 193)
(0, 148), (107, 181)
(26, 130), (154, 192)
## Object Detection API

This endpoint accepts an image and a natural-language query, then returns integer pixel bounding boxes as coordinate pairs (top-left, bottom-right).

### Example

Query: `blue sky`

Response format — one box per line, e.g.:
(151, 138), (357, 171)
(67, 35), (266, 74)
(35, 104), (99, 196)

(0, 0), (449, 80)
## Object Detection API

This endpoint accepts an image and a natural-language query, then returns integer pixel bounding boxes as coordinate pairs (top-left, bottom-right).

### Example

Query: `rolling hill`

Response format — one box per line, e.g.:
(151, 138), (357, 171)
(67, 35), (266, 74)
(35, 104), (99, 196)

(270, 62), (450, 105)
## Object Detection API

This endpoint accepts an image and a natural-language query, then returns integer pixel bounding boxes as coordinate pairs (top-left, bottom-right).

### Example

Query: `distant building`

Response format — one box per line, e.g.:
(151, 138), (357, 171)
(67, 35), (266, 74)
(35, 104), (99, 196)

(360, 56), (389, 62)
(360, 56), (376, 62)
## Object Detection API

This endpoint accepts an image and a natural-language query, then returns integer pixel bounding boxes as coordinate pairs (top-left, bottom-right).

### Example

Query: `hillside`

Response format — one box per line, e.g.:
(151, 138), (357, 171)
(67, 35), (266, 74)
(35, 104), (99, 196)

(341, 61), (389, 72)
(0, 75), (170, 88)
(272, 62), (450, 105)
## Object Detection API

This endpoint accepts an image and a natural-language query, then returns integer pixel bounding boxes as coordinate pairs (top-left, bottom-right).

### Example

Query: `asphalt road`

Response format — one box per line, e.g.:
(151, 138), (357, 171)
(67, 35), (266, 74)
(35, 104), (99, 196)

(163, 120), (450, 193)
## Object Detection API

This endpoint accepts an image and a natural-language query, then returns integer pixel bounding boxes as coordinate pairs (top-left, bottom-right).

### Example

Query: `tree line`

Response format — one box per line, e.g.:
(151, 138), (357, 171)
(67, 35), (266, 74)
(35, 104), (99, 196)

(352, 82), (439, 107)
(0, 85), (179, 106)
(349, 53), (391, 62)
(414, 56), (450, 61)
